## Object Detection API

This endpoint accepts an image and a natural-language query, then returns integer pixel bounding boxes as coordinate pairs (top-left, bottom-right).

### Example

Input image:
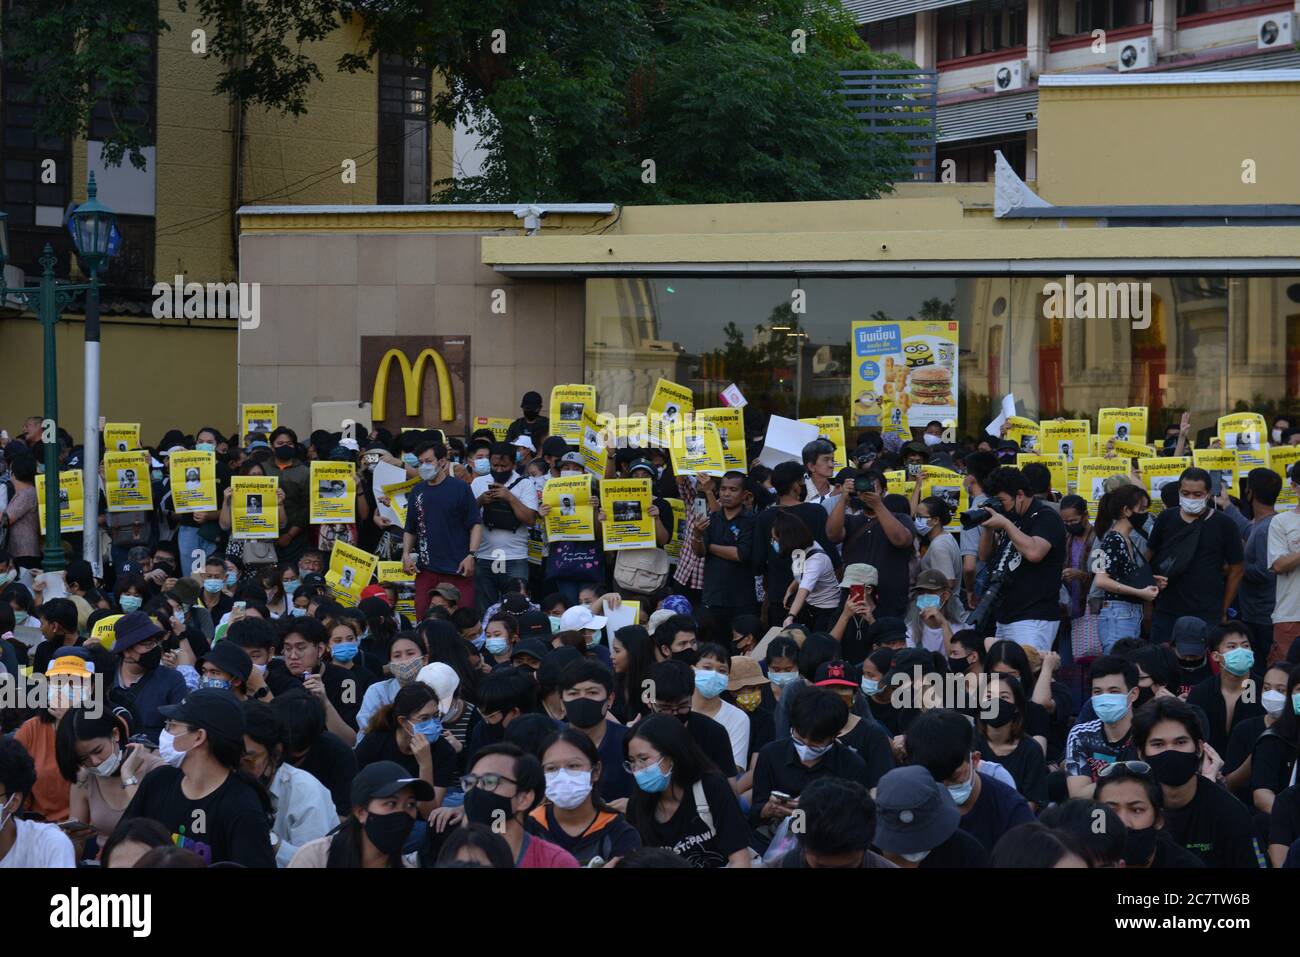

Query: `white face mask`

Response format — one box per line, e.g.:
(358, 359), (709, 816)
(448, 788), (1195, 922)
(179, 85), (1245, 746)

(88, 745), (123, 777)
(1262, 689), (1287, 716)
(544, 769), (594, 809)
(923, 433), (942, 447)
(157, 729), (189, 768)
(1272, 429), (1284, 444)
(0, 569), (15, 588)
(1179, 495), (1207, 515)
(901, 849), (931, 863)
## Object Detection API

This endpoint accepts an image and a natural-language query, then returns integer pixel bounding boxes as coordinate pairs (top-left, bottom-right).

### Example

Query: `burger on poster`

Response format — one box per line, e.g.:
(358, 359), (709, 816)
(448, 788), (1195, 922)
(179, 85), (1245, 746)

(908, 365), (952, 406)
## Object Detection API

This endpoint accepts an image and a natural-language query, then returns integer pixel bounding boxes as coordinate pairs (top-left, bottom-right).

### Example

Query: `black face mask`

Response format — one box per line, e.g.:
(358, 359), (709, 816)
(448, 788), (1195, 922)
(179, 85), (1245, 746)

(563, 697), (606, 729)
(984, 699), (1017, 728)
(1135, 686), (1156, 710)
(1177, 656), (1205, 671)
(672, 647), (700, 667)
(136, 646), (163, 671)
(464, 786), (515, 828)
(363, 810), (415, 855)
(491, 469), (514, 484)
(1123, 825), (1159, 866)
(1146, 749), (1200, 787)
(947, 655), (970, 675)
(274, 445), (295, 462)
(481, 720), (506, 744)
(1065, 522), (1086, 537)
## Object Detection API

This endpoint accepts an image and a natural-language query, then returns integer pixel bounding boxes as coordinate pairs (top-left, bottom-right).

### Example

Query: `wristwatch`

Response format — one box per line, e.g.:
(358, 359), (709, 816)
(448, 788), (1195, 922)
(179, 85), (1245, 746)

(121, 775), (139, 788)
(253, 686), (271, 700)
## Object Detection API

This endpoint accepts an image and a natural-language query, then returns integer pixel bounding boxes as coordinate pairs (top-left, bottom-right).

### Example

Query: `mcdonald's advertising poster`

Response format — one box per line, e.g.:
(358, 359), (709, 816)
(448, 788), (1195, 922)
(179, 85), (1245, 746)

(361, 336), (472, 435)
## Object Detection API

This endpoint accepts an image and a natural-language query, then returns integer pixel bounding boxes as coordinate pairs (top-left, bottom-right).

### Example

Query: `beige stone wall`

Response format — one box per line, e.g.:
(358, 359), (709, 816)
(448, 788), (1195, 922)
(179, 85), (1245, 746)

(238, 231), (584, 434)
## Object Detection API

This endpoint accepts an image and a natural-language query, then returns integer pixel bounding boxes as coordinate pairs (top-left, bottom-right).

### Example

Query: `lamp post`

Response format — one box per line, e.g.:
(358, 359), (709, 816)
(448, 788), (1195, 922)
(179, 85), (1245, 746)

(0, 173), (117, 573)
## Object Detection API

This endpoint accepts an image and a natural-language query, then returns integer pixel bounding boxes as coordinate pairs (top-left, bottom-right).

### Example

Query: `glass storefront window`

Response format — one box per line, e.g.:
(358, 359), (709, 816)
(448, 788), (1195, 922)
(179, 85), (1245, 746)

(585, 275), (1300, 446)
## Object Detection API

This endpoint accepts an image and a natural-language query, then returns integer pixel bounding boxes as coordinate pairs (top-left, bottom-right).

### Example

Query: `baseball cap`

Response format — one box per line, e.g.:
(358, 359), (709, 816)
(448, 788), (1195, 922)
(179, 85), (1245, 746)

(726, 656), (769, 692)
(560, 605), (607, 633)
(512, 434), (536, 453)
(198, 642), (253, 683)
(1173, 616), (1210, 657)
(521, 391), (543, 410)
(542, 436), (571, 458)
(646, 608), (676, 638)
(840, 564), (879, 589)
(300, 572), (327, 590)
(627, 458), (656, 477)
(46, 652), (95, 680)
(501, 593), (531, 615)
(360, 584), (390, 602)
(432, 582), (461, 605)
(416, 662), (460, 715)
(517, 610), (552, 641)
(559, 452), (585, 468)
(350, 760), (436, 807)
(659, 594), (694, 617)
(814, 659), (859, 688)
(157, 688), (246, 746)
(872, 765), (962, 855)
(511, 638), (551, 663)
(867, 616), (908, 647)
(888, 647), (938, 684)
(912, 569), (949, 592)
(114, 610), (163, 653)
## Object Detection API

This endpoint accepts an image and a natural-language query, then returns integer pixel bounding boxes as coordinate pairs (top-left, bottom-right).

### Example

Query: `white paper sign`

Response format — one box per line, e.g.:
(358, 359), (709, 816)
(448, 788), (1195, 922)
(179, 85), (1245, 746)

(603, 600), (640, 645)
(720, 383), (747, 408)
(758, 416), (818, 469)
(986, 393), (1017, 438)
(35, 571), (68, 602)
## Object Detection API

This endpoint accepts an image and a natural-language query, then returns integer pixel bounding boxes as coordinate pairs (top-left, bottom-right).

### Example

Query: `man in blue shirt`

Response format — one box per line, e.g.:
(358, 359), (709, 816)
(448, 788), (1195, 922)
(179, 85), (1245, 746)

(110, 611), (188, 742)
(402, 440), (482, 619)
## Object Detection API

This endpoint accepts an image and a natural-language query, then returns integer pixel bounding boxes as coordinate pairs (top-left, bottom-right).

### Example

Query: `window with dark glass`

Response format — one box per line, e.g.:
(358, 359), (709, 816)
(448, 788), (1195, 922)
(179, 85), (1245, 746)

(860, 16), (918, 58)
(936, 134), (1027, 183)
(88, 29), (156, 145)
(378, 54), (431, 205)
(1050, 0), (1152, 38)
(937, 0), (1028, 61)
(1177, 0), (1275, 15)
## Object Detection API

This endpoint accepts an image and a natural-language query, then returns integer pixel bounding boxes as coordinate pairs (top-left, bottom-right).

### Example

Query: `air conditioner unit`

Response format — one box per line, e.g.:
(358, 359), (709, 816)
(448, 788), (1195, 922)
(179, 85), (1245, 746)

(1117, 37), (1155, 71)
(993, 59), (1029, 92)
(1257, 11), (1294, 49)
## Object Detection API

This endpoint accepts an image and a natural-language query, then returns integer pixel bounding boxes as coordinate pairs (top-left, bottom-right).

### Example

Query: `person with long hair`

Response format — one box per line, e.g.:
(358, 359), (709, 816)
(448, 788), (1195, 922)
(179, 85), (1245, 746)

(1093, 762), (1205, 868)
(771, 511), (840, 632)
(984, 641), (1051, 754)
(56, 704), (163, 845)
(611, 625), (655, 723)
(218, 458), (287, 567)
(100, 818), (174, 868)
(354, 629), (429, 743)
(420, 618), (481, 705)
(624, 714), (752, 868)
(1092, 485), (1160, 653)
(526, 729), (642, 865)
(119, 688), (275, 867)
(974, 673), (1048, 811)
(1248, 662), (1300, 814)
(355, 681), (453, 815)
(290, 761), (433, 868)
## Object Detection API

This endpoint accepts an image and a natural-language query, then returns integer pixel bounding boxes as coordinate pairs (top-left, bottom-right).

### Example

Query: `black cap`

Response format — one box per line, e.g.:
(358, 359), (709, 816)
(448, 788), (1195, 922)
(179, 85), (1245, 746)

(888, 647), (939, 684)
(521, 391), (543, 411)
(517, 610), (551, 641)
(866, 616), (908, 647)
(501, 593), (531, 615)
(300, 572), (326, 589)
(541, 436), (571, 458)
(198, 642), (253, 683)
(538, 646), (583, 688)
(1173, 616), (1210, 656)
(157, 688), (246, 746)
(349, 761), (437, 807)
(511, 637), (551, 662)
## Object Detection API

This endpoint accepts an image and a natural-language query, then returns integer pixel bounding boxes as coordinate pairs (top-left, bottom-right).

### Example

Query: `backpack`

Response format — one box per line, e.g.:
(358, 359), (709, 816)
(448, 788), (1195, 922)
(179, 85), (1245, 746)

(481, 475), (528, 533)
(691, 779), (763, 869)
(613, 546), (669, 594)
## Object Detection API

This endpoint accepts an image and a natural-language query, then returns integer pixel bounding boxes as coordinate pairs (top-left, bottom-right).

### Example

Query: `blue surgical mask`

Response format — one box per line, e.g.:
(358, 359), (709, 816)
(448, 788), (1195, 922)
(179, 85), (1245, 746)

(199, 676), (231, 691)
(289, 606), (306, 617)
(771, 540), (780, 553)
(284, 580), (300, 595)
(411, 717), (443, 740)
(203, 579), (224, 594)
(225, 572), (238, 588)
(634, 762), (672, 794)
(1293, 693), (1300, 716)
(548, 616), (563, 635)
(861, 676), (881, 696)
(418, 463), (439, 482)
(473, 458), (491, 476)
(120, 595), (143, 613)
(1092, 692), (1131, 725)
(470, 634), (486, 651)
(402, 453), (419, 468)
(196, 442), (216, 453)
(914, 517), (932, 534)
(485, 636), (509, 656)
(515, 450), (525, 463)
(694, 669), (729, 699)
(150, 469), (163, 482)
(1221, 647), (1254, 677)
(946, 761), (974, 805)
(330, 642), (359, 663)
(916, 594), (941, 610)
(767, 670), (799, 688)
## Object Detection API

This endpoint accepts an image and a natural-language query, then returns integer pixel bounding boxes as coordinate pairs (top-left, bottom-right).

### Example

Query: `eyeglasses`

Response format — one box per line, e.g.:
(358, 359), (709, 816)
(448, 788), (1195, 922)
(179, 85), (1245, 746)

(163, 720), (195, 736)
(1097, 760), (1152, 779)
(649, 701), (692, 716)
(460, 772), (516, 793)
(622, 755), (664, 774)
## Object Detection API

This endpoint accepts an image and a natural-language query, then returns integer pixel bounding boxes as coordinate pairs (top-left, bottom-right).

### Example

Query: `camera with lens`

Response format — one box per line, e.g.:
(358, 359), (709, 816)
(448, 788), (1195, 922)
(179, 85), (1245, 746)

(959, 502), (1003, 530)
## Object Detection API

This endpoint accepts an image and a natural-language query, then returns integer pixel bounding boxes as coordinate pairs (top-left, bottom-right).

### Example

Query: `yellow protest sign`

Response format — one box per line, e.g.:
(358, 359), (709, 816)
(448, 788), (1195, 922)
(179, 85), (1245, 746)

(377, 561), (417, 620)
(918, 466), (966, 531)
(800, 416), (847, 470)
(647, 378), (694, 426)
(36, 470), (84, 535)
(1038, 420), (1090, 464)
(1193, 449), (1239, 500)
(699, 408), (747, 471)
(1271, 446), (1300, 506)
(1138, 457), (1190, 513)
(527, 522), (546, 565)
(1016, 453), (1068, 497)
(1098, 407), (1148, 445)
(103, 423), (140, 453)
(104, 451), (153, 512)
(1076, 457), (1123, 517)
(310, 461), (356, 524)
(1004, 416), (1040, 452)
(544, 475), (595, 542)
(600, 479), (656, 550)
(231, 476), (279, 539)
(326, 542), (378, 606)
(1218, 412), (1265, 453)
(91, 614), (123, 651)
(169, 451), (217, 513)
(670, 420), (725, 476)
(1110, 439), (1156, 459)
(884, 470), (915, 498)
(473, 416), (513, 442)
(380, 477), (418, 528)
(241, 404), (278, 439)
(579, 407), (609, 477)
(663, 498), (686, 562)
(550, 385), (596, 443)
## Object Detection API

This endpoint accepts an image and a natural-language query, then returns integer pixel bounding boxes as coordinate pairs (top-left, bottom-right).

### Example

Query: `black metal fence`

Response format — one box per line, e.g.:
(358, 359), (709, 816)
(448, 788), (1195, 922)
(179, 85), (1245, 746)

(837, 69), (938, 182)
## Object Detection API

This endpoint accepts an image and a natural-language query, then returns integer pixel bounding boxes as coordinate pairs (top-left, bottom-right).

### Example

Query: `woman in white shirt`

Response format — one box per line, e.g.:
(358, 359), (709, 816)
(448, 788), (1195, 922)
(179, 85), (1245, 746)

(773, 512), (841, 632)
(691, 645), (751, 777)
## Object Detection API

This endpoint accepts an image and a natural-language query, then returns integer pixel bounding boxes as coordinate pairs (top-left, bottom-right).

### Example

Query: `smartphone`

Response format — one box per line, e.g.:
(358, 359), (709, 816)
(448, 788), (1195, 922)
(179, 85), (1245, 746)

(127, 735), (158, 751)
(59, 820), (96, 834)
(691, 498), (708, 521)
(770, 791), (793, 805)
(233, 601), (247, 612)
(363, 452), (380, 467)
(849, 584), (866, 605)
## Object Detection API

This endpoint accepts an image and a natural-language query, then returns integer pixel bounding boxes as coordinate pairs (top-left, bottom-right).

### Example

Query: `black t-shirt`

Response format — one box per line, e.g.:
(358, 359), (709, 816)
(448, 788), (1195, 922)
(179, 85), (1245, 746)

(840, 512), (914, 619)
(506, 414), (549, 445)
(838, 718), (896, 790)
(1161, 776), (1258, 868)
(1268, 784), (1300, 850)
(995, 499), (1067, 624)
(916, 827), (989, 868)
(1186, 675), (1265, 759)
(1224, 714), (1266, 798)
(1249, 730), (1297, 797)
(323, 662), (378, 731)
(1174, 661), (1214, 699)
(749, 739), (871, 827)
(702, 508), (757, 608)
(1150, 830), (1207, 868)
(122, 765), (275, 867)
(32, 637), (81, 676)
(354, 728), (457, 787)
(632, 773), (751, 868)
(686, 712), (740, 778)
(754, 503), (835, 610)
(959, 772), (1036, 852)
(1149, 508), (1244, 620)
(294, 731), (358, 816)
(976, 734), (1049, 806)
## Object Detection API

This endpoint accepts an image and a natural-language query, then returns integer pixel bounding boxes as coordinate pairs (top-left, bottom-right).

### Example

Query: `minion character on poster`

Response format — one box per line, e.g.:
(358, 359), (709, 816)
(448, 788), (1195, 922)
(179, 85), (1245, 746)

(851, 320), (958, 428)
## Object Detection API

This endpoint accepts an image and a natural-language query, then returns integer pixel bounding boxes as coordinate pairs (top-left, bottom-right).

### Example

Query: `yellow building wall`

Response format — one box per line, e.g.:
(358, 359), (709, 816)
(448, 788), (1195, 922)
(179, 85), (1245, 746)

(0, 316), (237, 443)
(1036, 79), (1300, 206)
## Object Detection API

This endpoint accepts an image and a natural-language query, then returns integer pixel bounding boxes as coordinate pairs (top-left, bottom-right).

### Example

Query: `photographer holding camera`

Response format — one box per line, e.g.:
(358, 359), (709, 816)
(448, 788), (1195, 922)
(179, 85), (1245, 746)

(827, 469), (915, 619)
(972, 467), (1066, 652)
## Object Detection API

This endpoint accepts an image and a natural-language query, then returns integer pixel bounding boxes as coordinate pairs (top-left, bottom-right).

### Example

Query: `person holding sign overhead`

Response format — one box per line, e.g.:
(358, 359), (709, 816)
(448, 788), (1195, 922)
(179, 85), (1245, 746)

(402, 440), (482, 619)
